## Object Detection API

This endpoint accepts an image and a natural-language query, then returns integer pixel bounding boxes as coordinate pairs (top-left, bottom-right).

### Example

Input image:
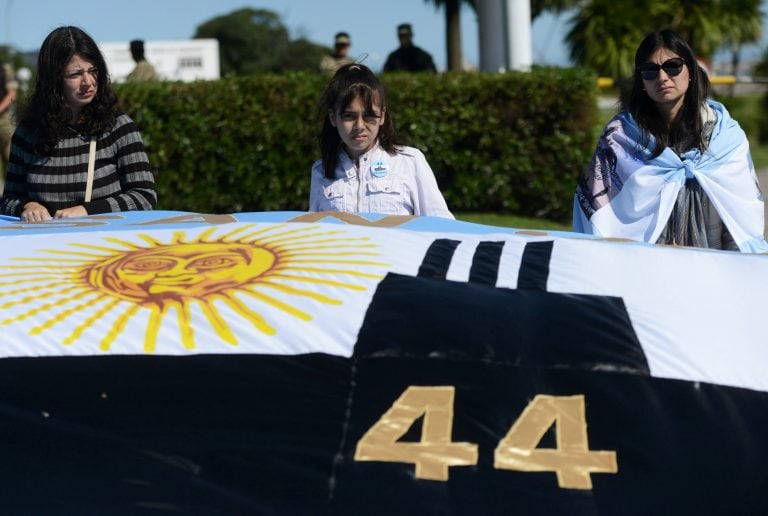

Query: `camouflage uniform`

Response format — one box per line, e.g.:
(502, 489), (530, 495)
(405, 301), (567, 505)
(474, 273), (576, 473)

(320, 55), (355, 76)
(126, 60), (158, 82)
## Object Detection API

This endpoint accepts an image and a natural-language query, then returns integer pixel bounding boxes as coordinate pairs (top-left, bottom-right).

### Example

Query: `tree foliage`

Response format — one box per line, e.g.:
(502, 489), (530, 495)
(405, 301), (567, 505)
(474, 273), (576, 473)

(193, 8), (330, 75)
(425, 0), (468, 71)
(0, 46), (31, 75)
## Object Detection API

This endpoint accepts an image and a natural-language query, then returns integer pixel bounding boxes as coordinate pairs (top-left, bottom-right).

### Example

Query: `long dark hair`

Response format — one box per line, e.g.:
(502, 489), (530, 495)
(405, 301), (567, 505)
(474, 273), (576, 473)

(318, 63), (397, 179)
(625, 29), (710, 158)
(20, 26), (119, 154)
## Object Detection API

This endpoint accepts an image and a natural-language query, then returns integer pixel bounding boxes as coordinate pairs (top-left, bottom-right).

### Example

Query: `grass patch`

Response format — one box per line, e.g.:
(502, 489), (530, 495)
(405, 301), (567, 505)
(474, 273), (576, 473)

(719, 92), (768, 169)
(749, 140), (768, 170)
(455, 212), (571, 231)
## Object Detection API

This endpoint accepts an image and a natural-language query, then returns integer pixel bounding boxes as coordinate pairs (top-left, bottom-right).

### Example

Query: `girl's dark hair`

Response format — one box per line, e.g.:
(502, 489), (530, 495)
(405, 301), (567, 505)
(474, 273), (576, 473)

(625, 29), (710, 158)
(20, 26), (119, 154)
(318, 63), (397, 179)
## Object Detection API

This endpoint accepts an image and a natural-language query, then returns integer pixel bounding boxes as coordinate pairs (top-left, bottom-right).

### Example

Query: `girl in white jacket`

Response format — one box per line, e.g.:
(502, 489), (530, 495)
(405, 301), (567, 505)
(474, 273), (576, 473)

(309, 63), (452, 218)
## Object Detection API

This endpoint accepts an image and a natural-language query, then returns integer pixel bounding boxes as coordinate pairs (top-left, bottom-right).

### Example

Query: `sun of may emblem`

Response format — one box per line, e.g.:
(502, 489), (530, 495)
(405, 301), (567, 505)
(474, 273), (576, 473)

(0, 224), (388, 353)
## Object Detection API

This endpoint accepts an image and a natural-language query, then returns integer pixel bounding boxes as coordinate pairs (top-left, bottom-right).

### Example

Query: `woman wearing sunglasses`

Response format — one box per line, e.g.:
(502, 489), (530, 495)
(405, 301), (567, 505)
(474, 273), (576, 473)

(574, 29), (767, 252)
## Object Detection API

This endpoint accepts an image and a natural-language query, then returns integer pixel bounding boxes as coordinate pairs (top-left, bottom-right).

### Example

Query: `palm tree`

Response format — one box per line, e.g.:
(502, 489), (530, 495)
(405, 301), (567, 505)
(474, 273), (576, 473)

(426, 0), (473, 71)
(566, 0), (647, 78)
(652, 0), (761, 61)
(687, 0), (762, 75)
(565, 0), (763, 80)
(531, 0), (580, 19)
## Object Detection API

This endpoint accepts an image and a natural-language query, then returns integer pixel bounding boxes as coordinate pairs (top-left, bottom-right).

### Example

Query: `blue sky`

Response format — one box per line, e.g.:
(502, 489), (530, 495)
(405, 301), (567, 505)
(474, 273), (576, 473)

(1, 0), (766, 72)
(0, 0), (576, 71)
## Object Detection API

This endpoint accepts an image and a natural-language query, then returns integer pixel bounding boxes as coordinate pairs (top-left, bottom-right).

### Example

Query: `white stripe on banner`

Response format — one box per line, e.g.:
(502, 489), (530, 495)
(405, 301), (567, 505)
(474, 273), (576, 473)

(1, 211), (767, 393)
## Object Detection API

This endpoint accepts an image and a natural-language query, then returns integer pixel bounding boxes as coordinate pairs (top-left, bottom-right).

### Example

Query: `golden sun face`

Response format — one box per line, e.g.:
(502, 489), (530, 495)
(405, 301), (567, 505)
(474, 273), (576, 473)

(0, 224), (387, 353)
(93, 243), (277, 301)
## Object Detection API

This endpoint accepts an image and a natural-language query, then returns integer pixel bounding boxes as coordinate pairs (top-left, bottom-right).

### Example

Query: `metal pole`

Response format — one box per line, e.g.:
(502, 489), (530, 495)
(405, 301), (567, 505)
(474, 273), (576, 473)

(477, 0), (532, 72)
(477, 0), (506, 71)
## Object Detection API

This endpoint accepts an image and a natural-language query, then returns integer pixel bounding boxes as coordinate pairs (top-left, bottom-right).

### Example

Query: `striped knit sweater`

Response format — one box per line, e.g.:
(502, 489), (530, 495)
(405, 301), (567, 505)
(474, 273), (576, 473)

(0, 113), (156, 217)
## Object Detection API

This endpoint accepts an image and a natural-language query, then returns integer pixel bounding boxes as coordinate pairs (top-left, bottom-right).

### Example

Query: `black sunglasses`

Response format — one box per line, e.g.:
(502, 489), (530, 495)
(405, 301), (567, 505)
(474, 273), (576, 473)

(638, 58), (686, 80)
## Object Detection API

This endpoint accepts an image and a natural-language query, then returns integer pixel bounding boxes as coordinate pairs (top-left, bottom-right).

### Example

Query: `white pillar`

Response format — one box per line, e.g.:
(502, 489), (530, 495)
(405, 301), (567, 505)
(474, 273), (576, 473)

(507, 0), (532, 71)
(476, 0), (532, 72)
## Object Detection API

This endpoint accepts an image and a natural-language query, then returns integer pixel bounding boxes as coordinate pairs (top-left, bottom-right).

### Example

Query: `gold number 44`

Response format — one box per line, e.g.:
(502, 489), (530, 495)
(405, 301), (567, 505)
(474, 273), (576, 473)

(354, 387), (617, 489)
(494, 394), (617, 489)
(354, 386), (479, 481)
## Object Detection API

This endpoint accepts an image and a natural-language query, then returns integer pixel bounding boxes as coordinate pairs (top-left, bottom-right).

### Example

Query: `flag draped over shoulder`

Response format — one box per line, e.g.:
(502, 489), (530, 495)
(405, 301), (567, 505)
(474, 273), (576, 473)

(574, 100), (768, 253)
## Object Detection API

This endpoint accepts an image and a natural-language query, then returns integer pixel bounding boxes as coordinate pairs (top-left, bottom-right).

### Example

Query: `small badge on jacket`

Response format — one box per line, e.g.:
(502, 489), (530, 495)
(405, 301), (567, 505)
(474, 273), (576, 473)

(371, 160), (389, 178)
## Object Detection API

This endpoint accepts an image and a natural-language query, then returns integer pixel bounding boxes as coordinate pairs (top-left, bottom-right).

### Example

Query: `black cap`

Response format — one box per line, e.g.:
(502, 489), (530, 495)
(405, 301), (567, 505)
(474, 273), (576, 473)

(334, 32), (351, 46)
(397, 23), (412, 36)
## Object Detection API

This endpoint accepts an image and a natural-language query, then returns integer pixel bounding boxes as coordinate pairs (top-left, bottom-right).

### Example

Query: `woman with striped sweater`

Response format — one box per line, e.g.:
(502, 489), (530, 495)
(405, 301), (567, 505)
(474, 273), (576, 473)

(0, 26), (156, 222)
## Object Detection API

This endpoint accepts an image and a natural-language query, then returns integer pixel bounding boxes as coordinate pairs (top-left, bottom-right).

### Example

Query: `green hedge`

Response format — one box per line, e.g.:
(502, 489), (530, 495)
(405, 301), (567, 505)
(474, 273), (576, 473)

(115, 68), (598, 221)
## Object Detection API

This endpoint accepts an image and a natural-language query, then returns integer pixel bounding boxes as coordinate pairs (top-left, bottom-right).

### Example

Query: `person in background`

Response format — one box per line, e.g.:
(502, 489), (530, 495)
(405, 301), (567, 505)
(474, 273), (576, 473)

(383, 23), (437, 73)
(320, 32), (355, 75)
(0, 26), (157, 222)
(126, 39), (158, 82)
(309, 63), (452, 218)
(574, 29), (766, 253)
(0, 62), (18, 191)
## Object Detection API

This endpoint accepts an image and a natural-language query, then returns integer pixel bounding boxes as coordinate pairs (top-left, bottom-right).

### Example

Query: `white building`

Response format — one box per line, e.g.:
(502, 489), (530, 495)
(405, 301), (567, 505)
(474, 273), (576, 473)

(99, 39), (220, 82)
